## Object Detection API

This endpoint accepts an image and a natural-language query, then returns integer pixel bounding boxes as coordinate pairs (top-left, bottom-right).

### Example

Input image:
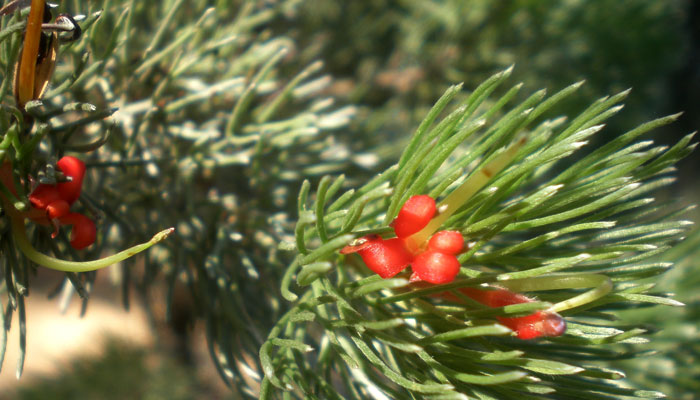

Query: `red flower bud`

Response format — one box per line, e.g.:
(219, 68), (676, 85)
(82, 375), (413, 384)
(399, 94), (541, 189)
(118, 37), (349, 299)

(459, 287), (531, 307)
(392, 195), (436, 238)
(427, 230), (464, 255)
(498, 310), (567, 340)
(56, 156), (86, 205)
(29, 156), (86, 215)
(341, 235), (413, 278)
(411, 250), (460, 284)
(343, 196), (465, 284)
(45, 199), (70, 220)
(459, 287), (566, 339)
(58, 212), (96, 249)
(29, 184), (62, 210)
(3, 159), (95, 250)
(359, 237), (413, 278)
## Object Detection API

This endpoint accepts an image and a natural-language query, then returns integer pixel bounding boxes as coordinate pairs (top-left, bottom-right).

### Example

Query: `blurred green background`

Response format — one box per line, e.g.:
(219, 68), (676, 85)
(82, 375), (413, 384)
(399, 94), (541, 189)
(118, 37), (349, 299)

(295, 1), (695, 150)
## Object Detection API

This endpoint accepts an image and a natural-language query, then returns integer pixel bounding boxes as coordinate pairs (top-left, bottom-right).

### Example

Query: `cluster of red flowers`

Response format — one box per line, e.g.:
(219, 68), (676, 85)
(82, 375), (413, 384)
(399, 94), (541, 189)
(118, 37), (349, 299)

(28, 156), (96, 249)
(341, 194), (566, 340)
(341, 195), (464, 284)
(1, 156), (96, 250)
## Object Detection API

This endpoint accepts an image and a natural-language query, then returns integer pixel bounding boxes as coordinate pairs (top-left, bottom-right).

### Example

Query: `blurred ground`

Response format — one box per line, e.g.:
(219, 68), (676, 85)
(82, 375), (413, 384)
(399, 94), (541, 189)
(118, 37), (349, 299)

(0, 270), (230, 400)
(1, 290), (152, 388)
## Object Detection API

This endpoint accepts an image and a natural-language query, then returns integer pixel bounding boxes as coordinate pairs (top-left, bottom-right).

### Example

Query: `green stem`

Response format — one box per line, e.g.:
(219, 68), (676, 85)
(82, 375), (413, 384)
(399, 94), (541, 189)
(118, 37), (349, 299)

(3, 193), (173, 272)
(12, 218), (173, 272)
(495, 273), (613, 313)
(405, 137), (526, 248)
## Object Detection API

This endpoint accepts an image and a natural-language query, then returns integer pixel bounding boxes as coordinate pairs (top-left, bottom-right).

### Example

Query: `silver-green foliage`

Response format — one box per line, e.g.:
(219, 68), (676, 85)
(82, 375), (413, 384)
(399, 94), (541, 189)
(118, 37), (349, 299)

(0, 0), (353, 389)
(261, 67), (694, 399)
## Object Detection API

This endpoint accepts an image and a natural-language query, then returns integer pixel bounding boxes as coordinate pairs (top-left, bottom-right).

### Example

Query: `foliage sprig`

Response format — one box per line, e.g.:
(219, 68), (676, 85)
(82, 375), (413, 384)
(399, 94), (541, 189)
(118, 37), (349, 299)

(262, 67), (694, 399)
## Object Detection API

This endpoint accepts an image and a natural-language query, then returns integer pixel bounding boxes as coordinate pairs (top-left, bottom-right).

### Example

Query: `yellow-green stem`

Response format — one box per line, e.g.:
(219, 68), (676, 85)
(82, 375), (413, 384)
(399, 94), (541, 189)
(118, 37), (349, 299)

(405, 137), (526, 248)
(496, 273), (613, 312)
(3, 194), (173, 272)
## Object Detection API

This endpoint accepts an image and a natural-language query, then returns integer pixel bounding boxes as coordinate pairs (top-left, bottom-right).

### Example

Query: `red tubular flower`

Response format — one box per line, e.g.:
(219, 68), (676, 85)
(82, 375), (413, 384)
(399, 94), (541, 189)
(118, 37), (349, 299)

(56, 156), (85, 204)
(29, 156), (85, 208)
(427, 230), (464, 254)
(392, 195), (436, 238)
(341, 235), (413, 278)
(28, 184), (61, 209)
(340, 192), (567, 339)
(30, 156), (86, 210)
(342, 194), (464, 283)
(411, 250), (460, 284)
(27, 157), (95, 249)
(58, 212), (96, 250)
(459, 287), (566, 339)
(1, 158), (96, 250)
(29, 185), (69, 219)
(459, 287), (531, 307)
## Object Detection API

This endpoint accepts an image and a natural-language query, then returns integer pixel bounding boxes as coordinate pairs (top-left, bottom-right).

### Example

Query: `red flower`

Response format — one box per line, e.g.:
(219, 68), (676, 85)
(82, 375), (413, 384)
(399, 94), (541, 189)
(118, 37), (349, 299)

(29, 156), (85, 214)
(458, 287), (566, 340)
(27, 156), (96, 249)
(27, 184), (70, 219)
(340, 235), (413, 279)
(391, 195), (436, 238)
(341, 193), (567, 340)
(342, 195), (463, 283)
(58, 212), (96, 250)
(410, 250), (461, 284)
(56, 155), (86, 204)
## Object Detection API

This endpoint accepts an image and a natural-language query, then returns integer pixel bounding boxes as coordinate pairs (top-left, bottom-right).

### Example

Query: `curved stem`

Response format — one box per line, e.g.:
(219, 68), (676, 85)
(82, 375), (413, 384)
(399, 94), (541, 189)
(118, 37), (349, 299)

(495, 273), (613, 313)
(11, 214), (173, 272)
(2, 191), (173, 272)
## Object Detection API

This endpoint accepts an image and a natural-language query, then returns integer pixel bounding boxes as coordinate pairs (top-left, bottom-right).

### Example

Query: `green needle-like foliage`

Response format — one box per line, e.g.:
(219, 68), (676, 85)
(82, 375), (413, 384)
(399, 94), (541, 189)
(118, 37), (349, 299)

(612, 227), (700, 399)
(263, 69), (694, 399)
(0, 0), (353, 388)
